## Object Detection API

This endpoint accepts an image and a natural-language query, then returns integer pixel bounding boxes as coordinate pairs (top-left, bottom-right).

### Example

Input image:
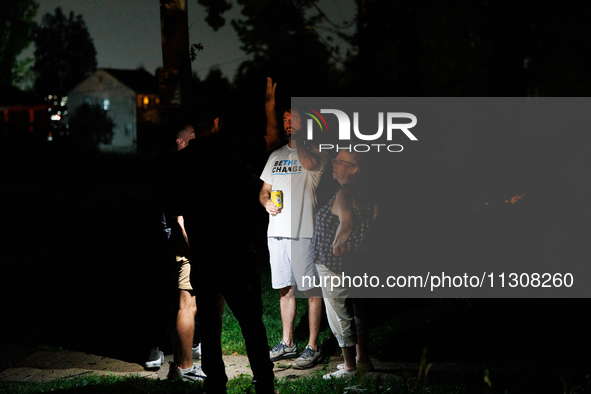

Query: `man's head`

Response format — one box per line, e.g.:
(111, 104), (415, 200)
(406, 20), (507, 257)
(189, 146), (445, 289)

(283, 108), (301, 140)
(175, 124), (195, 151)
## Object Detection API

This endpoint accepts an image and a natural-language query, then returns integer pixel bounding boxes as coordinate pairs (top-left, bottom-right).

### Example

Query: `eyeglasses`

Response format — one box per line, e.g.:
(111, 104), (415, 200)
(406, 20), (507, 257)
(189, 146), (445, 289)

(332, 158), (356, 166)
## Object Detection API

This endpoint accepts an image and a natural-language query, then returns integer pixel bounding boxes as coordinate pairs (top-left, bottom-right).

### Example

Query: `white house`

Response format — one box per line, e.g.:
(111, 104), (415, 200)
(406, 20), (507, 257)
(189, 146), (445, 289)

(68, 68), (160, 152)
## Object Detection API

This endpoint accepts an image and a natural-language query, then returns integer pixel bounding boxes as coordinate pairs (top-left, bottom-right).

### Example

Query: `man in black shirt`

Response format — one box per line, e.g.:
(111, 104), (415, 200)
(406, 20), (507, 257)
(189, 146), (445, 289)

(167, 78), (281, 394)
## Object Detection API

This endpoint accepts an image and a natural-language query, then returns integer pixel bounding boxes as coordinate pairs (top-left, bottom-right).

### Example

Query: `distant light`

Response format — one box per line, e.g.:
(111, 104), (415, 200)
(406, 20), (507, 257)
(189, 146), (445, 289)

(48, 108), (52, 112)
(103, 99), (110, 111)
(143, 96), (149, 105)
(48, 95), (53, 100)
(53, 101), (58, 105)
(57, 111), (61, 115)
(64, 110), (68, 115)
(51, 114), (61, 121)
(485, 202), (489, 205)
(510, 193), (526, 205)
(48, 136), (53, 142)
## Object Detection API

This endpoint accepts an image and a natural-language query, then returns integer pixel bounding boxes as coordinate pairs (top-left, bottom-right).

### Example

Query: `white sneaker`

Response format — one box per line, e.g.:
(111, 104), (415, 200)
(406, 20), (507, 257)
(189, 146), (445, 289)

(178, 363), (206, 381)
(144, 347), (164, 369)
(192, 344), (201, 359)
(323, 368), (357, 380)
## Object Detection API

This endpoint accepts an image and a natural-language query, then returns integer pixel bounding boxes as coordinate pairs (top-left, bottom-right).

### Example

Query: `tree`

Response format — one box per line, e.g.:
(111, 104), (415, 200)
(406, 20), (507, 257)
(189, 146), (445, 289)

(68, 103), (114, 152)
(0, 0), (38, 86)
(33, 7), (97, 96)
(199, 0), (337, 99)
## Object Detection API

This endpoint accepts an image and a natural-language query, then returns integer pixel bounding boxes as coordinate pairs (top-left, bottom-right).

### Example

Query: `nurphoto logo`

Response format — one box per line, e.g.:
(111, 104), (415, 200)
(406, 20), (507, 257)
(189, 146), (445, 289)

(304, 108), (418, 152)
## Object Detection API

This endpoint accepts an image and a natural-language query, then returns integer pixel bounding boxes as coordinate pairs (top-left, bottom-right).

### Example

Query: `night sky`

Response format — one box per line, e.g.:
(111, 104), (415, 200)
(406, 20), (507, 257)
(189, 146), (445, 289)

(20, 0), (354, 80)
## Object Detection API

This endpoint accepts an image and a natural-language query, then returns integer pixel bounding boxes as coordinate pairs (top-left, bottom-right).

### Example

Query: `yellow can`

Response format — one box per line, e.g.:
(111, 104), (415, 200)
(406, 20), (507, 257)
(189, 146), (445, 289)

(271, 190), (283, 209)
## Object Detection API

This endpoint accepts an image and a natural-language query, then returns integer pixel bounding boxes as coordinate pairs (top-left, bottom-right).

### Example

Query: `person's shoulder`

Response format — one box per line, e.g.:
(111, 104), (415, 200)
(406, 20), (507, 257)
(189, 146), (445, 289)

(267, 143), (288, 160)
(337, 184), (357, 202)
(186, 135), (218, 154)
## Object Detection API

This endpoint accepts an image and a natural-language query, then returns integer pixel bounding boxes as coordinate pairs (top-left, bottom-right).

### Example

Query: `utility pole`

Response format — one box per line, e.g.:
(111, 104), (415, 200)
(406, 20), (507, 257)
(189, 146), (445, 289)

(159, 0), (193, 122)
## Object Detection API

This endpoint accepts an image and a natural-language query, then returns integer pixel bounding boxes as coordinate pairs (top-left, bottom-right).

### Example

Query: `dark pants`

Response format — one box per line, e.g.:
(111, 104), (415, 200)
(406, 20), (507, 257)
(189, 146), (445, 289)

(194, 246), (275, 394)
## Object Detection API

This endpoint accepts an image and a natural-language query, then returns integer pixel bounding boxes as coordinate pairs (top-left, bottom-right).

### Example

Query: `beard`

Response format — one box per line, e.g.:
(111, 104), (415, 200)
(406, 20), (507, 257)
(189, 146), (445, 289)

(288, 128), (301, 139)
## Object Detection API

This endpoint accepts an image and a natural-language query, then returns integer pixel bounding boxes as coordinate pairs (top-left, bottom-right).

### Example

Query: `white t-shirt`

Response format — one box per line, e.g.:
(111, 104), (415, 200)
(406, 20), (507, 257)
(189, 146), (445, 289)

(260, 144), (324, 238)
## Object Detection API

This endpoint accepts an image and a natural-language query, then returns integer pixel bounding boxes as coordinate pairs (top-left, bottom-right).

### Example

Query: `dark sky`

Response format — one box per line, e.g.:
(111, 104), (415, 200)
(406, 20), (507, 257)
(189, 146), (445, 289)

(20, 0), (355, 80)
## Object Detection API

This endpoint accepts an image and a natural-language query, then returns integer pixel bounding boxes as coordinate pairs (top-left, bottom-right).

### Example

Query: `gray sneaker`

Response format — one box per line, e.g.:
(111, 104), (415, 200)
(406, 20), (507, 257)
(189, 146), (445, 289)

(269, 340), (298, 362)
(192, 344), (201, 359)
(144, 347), (164, 369)
(291, 345), (321, 369)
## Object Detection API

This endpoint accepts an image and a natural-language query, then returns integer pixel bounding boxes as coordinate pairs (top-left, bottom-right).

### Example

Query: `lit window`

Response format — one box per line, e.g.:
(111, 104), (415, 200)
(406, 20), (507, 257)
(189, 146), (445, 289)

(103, 99), (110, 110)
(143, 96), (150, 105)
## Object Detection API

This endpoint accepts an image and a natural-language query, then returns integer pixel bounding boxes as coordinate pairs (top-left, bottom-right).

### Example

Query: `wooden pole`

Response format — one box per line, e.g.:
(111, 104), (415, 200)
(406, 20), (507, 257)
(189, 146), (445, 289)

(159, 0), (193, 122)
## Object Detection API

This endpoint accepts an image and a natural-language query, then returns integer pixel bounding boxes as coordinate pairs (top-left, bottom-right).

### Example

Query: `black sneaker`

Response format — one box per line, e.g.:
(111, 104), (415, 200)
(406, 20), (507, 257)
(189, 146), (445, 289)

(269, 340), (298, 362)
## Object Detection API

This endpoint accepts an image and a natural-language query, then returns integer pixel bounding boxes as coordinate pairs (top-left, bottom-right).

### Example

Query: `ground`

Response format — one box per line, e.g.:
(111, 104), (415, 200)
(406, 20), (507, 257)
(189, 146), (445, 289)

(0, 346), (491, 385)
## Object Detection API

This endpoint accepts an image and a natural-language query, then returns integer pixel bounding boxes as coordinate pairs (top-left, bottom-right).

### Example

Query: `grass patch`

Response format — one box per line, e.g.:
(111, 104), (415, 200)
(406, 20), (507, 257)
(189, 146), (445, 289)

(0, 373), (483, 394)
(220, 268), (334, 355)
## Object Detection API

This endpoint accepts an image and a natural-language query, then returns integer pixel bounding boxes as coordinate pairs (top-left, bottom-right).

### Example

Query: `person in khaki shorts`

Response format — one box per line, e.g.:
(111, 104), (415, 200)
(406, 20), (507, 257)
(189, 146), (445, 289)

(168, 123), (206, 381)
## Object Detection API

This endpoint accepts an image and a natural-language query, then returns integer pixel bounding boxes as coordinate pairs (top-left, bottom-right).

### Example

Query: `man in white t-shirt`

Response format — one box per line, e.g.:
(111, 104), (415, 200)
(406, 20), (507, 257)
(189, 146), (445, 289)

(259, 107), (328, 369)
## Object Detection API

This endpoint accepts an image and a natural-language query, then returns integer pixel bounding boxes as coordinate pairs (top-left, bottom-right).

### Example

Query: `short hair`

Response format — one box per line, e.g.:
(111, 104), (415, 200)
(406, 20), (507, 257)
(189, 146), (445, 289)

(282, 107), (302, 116)
(173, 122), (193, 139)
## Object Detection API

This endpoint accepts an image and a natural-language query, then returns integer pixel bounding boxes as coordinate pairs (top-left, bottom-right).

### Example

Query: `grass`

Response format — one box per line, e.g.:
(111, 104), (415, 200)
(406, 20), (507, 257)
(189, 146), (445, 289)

(220, 267), (335, 355)
(0, 372), (482, 394)
(0, 284), (495, 394)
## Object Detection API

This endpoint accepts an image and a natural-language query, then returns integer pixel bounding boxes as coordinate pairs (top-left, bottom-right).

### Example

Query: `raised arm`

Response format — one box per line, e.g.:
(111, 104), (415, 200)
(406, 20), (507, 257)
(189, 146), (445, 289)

(264, 77), (281, 151)
(331, 187), (356, 256)
(295, 138), (328, 172)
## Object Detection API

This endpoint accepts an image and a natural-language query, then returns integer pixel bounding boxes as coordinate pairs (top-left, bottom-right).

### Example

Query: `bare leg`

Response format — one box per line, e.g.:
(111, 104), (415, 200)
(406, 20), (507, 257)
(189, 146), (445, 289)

(176, 289), (196, 369)
(279, 286), (296, 346)
(356, 333), (370, 364)
(307, 297), (322, 350)
(342, 346), (357, 372)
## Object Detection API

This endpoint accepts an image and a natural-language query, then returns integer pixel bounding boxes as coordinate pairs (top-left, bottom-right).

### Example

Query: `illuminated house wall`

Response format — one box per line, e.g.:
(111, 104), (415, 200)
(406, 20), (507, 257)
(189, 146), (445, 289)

(68, 68), (160, 152)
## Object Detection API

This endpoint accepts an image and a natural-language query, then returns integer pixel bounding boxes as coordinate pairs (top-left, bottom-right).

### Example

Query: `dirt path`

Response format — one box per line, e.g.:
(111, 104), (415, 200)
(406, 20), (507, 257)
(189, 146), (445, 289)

(0, 349), (337, 383)
(0, 348), (491, 384)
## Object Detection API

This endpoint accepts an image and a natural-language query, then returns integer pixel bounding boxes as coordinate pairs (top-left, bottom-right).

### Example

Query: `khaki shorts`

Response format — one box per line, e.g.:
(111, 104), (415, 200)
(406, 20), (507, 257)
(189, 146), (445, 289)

(316, 263), (367, 348)
(176, 253), (192, 291)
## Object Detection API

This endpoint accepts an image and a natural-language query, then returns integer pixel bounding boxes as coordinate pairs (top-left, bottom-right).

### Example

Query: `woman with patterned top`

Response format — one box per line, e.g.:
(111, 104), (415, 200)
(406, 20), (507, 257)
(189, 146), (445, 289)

(313, 150), (378, 380)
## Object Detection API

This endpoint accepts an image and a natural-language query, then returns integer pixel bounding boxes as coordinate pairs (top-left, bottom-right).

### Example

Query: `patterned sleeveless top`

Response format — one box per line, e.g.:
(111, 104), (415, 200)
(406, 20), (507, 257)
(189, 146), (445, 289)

(312, 184), (374, 274)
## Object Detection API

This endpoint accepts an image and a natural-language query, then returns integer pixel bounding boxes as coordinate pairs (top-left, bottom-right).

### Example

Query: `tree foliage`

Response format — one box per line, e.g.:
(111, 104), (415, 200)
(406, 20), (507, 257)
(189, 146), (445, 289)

(0, 0), (38, 86)
(69, 103), (114, 151)
(341, 0), (591, 96)
(198, 0), (337, 100)
(195, 0), (591, 97)
(33, 7), (97, 96)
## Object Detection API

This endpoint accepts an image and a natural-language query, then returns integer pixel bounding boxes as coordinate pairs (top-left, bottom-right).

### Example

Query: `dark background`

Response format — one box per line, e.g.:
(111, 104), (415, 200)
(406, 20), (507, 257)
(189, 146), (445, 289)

(2, 1), (591, 392)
